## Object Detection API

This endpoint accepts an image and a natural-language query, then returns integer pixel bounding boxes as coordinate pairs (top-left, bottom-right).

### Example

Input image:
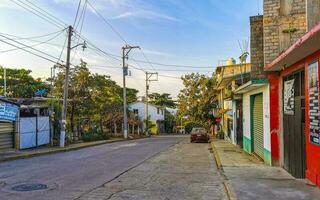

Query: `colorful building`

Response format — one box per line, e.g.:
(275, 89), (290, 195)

(266, 23), (320, 186)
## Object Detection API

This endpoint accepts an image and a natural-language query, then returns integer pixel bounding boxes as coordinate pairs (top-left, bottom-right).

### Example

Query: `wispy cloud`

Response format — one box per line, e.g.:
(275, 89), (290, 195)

(111, 10), (181, 23)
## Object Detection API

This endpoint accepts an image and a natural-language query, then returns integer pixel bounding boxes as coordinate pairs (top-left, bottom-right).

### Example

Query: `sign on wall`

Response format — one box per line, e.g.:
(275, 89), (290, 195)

(0, 102), (19, 121)
(284, 79), (295, 115)
(308, 61), (320, 145)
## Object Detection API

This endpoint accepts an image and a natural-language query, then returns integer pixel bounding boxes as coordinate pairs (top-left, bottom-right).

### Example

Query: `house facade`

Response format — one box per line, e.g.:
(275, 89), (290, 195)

(220, 0), (320, 185)
(129, 101), (165, 134)
(265, 22), (320, 186)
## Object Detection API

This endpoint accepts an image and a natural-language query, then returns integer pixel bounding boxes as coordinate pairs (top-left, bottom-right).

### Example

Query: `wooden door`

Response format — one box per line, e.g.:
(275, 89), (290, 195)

(236, 100), (243, 147)
(283, 70), (306, 178)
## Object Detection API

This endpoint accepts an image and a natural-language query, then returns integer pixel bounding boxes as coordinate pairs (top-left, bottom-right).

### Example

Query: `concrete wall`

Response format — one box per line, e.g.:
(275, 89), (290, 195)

(307, 0), (320, 30)
(263, 0), (307, 65)
(250, 15), (265, 79)
(242, 85), (271, 165)
(129, 102), (165, 122)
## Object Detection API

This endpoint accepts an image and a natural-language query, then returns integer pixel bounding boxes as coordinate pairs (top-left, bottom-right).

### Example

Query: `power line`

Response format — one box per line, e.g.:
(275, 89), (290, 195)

(0, 29), (65, 54)
(57, 30), (68, 63)
(72, 0), (88, 62)
(0, 38), (58, 63)
(0, 34), (60, 61)
(10, 0), (65, 29)
(86, 0), (128, 44)
(0, 29), (66, 41)
(24, 0), (67, 26)
(73, 0), (82, 27)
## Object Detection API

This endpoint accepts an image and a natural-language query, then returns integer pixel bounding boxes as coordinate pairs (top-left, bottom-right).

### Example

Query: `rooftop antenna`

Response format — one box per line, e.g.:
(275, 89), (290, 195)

(238, 39), (249, 84)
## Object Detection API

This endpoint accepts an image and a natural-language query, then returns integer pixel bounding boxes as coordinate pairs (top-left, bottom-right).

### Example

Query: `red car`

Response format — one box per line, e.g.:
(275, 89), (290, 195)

(190, 127), (209, 143)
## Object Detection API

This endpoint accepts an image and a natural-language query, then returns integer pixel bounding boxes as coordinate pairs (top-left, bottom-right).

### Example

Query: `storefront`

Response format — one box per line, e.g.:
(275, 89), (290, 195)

(0, 99), (19, 150)
(234, 80), (271, 165)
(265, 23), (320, 185)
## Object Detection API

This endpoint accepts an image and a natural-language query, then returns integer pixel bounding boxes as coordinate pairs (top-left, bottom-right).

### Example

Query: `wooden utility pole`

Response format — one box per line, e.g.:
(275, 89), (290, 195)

(144, 72), (158, 136)
(122, 45), (140, 139)
(60, 26), (73, 147)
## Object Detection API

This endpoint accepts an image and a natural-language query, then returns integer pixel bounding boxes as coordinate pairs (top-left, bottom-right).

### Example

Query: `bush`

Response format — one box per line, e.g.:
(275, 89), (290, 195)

(82, 132), (110, 142)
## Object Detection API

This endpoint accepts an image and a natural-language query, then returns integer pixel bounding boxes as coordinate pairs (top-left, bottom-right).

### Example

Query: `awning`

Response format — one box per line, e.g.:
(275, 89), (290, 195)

(234, 79), (268, 94)
(265, 23), (320, 71)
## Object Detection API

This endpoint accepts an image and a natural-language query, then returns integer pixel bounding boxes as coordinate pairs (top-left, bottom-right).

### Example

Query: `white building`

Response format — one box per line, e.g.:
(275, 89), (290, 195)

(129, 101), (165, 134)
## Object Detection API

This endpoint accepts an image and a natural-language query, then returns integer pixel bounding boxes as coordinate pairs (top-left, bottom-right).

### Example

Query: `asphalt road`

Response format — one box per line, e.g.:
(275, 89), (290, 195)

(0, 136), (184, 200)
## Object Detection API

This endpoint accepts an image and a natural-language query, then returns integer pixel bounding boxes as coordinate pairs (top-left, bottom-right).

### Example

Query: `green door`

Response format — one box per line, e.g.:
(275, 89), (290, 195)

(252, 94), (264, 159)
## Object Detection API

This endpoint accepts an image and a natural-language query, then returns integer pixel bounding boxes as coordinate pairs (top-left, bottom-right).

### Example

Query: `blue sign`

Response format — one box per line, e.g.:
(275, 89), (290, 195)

(0, 102), (19, 121)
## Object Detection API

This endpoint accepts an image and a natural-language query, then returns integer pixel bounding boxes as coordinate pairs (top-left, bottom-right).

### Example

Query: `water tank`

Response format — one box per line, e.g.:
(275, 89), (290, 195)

(226, 58), (236, 66)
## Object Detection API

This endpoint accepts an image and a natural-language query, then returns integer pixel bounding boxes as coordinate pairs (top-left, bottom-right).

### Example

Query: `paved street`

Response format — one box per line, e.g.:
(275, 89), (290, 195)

(0, 136), (181, 200)
(0, 136), (226, 200)
(78, 137), (227, 200)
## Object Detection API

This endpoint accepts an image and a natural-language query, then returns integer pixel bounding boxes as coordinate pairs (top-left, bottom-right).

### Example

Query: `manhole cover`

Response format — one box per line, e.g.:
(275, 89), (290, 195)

(11, 183), (48, 192)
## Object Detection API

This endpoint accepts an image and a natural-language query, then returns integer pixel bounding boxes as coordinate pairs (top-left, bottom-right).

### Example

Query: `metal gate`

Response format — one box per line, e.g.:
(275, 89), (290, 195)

(20, 116), (50, 149)
(0, 122), (14, 150)
(283, 70), (306, 178)
(252, 94), (264, 159)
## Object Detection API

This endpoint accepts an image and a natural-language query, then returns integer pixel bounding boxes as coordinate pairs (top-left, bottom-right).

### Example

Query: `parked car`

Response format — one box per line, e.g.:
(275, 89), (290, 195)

(190, 127), (209, 143)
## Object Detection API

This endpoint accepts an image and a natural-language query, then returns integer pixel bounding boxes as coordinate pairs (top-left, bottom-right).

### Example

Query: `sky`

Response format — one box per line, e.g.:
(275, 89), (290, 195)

(0, 0), (262, 99)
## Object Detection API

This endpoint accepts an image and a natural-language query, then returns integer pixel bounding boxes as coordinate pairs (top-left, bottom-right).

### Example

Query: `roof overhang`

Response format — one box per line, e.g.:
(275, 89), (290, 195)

(216, 72), (251, 89)
(265, 23), (320, 71)
(234, 79), (268, 94)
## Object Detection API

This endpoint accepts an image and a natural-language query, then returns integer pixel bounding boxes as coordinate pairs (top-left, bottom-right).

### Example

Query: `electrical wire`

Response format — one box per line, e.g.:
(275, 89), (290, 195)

(73, 0), (82, 27)
(10, 0), (65, 29)
(0, 29), (65, 53)
(71, 0), (88, 62)
(0, 38), (58, 63)
(0, 29), (66, 41)
(0, 34), (60, 61)
(57, 30), (68, 64)
(24, 0), (67, 26)
(86, 0), (128, 44)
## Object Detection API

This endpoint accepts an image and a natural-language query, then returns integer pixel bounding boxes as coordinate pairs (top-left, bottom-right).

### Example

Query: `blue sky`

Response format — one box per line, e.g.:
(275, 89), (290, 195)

(0, 0), (262, 98)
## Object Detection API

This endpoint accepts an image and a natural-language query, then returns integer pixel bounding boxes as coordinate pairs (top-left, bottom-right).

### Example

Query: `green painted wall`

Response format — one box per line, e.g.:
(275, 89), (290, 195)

(243, 136), (252, 153)
(263, 149), (272, 165)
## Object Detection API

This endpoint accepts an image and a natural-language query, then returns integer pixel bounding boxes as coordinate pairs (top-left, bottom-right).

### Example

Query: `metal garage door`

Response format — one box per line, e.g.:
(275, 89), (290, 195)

(0, 122), (14, 150)
(253, 94), (264, 159)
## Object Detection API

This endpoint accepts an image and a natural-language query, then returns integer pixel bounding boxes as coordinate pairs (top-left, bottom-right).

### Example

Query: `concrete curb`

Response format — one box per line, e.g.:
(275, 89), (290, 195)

(223, 181), (237, 200)
(210, 140), (237, 200)
(210, 140), (222, 170)
(0, 136), (149, 162)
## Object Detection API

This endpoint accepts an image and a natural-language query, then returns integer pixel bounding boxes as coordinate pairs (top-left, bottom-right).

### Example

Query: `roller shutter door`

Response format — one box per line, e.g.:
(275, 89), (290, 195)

(0, 122), (14, 150)
(253, 94), (264, 159)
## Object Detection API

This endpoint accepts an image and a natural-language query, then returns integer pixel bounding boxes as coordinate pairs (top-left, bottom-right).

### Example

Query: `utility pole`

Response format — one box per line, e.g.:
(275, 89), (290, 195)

(144, 72), (158, 136)
(3, 67), (6, 97)
(60, 26), (73, 147)
(122, 44), (140, 139)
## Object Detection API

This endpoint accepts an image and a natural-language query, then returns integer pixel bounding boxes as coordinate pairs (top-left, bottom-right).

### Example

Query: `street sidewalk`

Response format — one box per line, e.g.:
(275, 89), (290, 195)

(211, 139), (320, 200)
(0, 135), (147, 162)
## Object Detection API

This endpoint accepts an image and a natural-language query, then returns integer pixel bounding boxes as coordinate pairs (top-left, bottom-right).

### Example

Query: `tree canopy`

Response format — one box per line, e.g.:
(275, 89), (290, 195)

(177, 73), (216, 128)
(148, 92), (176, 108)
(0, 67), (49, 98)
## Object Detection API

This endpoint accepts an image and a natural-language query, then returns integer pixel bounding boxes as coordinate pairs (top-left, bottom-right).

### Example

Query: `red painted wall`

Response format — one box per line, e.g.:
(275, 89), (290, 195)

(304, 51), (320, 187)
(276, 50), (320, 187)
(268, 73), (280, 165)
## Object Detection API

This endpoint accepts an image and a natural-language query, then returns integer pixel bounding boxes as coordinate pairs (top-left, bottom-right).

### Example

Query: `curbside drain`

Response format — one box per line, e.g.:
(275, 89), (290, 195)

(11, 183), (48, 192)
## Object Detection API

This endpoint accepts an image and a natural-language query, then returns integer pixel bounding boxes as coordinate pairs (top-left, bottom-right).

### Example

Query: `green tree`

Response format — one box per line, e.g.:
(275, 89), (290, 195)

(148, 92), (176, 108)
(177, 73), (216, 129)
(0, 67), (49, 98)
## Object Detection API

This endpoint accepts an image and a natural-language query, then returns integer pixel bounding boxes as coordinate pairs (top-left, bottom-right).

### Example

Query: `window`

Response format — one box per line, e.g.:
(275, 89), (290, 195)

(161, 109), (164, 115)
(157, 108), (160, 114)
(133, 109), (138, 115)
